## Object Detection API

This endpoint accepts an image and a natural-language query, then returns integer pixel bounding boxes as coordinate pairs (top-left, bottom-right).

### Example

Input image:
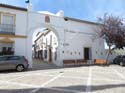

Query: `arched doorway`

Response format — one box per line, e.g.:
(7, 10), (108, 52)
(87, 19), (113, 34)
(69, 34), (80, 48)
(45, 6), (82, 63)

(26, 25), (60, 68)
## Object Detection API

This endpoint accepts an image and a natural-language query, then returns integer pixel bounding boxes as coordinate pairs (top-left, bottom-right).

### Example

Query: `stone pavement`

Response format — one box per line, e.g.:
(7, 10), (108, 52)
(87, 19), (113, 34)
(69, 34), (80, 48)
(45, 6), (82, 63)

(0, 60), (125, 93)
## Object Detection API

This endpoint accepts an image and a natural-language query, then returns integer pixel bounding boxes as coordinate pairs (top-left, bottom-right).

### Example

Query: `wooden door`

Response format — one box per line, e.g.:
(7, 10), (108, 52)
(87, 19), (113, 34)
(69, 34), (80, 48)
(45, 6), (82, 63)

(49, 48), (52, 62)
(84, 48), (89, 60)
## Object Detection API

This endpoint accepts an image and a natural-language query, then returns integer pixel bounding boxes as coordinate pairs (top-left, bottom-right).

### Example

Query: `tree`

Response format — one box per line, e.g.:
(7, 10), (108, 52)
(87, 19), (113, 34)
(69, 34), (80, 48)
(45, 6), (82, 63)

(98, 14), (125, 64)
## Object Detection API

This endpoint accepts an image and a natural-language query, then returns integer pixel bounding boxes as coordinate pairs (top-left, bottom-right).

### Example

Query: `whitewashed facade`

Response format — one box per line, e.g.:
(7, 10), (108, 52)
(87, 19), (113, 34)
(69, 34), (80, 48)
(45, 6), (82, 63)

(0, 4), (105, 68)
(34, 30), (58, 62)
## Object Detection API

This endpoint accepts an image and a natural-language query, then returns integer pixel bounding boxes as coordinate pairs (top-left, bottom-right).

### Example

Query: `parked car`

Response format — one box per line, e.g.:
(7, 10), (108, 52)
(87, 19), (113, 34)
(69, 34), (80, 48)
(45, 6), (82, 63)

(113, 55), (125, 66)
(0, 55), (29, 71)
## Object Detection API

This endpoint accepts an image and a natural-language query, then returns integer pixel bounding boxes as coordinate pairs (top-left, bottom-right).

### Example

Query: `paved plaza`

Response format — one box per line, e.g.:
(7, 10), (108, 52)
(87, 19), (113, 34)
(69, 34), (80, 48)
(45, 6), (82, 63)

(0, 60), (125, 93)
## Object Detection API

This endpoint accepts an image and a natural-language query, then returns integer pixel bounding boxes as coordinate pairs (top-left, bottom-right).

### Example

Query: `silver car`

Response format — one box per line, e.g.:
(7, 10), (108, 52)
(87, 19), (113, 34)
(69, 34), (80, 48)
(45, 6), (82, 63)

(0, 55), (29, 72)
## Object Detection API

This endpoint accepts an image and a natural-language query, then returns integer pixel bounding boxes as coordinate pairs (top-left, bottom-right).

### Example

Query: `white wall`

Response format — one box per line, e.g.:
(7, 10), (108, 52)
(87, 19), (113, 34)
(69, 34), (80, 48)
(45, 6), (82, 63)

(0, 7), (27, 35)
(0, 7), (28, 66)
(14, 38), (26, 56)
(26, 11), (105, 66)
(0, 7), (105, 67)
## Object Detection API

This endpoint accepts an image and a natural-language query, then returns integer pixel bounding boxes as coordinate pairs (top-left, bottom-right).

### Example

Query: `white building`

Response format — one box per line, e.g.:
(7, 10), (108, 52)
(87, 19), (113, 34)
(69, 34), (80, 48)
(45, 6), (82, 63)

(34, 29), (58, 62)
(0, 3), (105, 68)
(0, 4), (27, 59)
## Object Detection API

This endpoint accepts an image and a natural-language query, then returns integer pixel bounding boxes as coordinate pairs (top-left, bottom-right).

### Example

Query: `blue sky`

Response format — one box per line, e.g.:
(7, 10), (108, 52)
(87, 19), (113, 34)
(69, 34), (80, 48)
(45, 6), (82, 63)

(0, 0), (124, 22)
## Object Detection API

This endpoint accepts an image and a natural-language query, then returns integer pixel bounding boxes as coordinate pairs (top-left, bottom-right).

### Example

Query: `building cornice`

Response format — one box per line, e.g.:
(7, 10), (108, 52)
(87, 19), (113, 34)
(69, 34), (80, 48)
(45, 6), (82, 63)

(64, 17), (101, 25)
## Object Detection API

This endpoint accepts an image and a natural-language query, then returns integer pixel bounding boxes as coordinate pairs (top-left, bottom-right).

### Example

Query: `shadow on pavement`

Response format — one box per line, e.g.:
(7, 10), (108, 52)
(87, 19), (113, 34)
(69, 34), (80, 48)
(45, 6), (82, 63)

(0, 70), (18, 74)
(54, 83), (125, 92)
(0, 83), (125, 93)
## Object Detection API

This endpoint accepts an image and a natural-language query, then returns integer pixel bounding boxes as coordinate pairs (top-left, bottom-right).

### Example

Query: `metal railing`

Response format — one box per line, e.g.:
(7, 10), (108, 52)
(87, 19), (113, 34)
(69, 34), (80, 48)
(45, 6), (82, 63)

(0, 24), (15, 35)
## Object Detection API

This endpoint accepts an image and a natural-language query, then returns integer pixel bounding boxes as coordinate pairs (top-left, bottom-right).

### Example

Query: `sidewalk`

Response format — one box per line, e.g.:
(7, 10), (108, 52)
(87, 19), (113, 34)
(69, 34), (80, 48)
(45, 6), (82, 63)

(32, 59), (59, 70)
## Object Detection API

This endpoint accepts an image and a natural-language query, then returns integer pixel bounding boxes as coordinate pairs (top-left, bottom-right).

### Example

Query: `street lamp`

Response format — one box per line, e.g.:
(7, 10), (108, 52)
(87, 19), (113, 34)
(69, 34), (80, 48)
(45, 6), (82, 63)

(25, 0), (32, 11)
(25, 0), (30, 3)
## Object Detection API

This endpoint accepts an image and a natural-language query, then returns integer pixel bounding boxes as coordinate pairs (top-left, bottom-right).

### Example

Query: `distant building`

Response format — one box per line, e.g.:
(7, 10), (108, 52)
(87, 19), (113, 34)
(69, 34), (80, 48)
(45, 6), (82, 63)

(34, 29), (58, 62)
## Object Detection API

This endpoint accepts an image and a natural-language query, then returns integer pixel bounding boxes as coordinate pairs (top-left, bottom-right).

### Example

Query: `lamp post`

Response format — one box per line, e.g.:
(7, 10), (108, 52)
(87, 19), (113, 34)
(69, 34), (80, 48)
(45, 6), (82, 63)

(25, 0), (32, 11)
(25, 0), (30, 3)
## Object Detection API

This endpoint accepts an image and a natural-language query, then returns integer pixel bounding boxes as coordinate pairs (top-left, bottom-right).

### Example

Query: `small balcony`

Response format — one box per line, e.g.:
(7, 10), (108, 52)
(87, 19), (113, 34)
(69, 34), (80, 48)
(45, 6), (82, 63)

(0, 24), (15, 35)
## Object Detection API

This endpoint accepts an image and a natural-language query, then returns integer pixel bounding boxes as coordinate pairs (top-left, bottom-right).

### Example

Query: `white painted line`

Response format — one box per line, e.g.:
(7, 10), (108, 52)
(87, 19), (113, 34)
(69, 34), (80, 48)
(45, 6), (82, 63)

(0, 73), (40, 78)
(86, 67), (92, 93)
(7, 73), (53, 82)
(30, 73), (64, 93)
(61, 75), (88, 80)
(40, 73), (64, 86)
(60, 75), (123, 82)
(92, 78), (122, 82)
(6, 72), (122, 83)
(112, 68), (125, 79)
(93, 71), (115, 74)
(0, 80), (39, 88)
(0, 73), (54, 78)
(43, 71), (64, 74)
(64, 68), (114, 75)
(8, 76), (29, 82)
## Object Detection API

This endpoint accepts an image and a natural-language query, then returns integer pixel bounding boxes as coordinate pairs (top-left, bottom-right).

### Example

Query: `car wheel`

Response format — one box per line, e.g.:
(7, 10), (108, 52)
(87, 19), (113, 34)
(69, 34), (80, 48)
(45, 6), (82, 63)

(120, 62), (123, 66)
(16, 65), (24, 72)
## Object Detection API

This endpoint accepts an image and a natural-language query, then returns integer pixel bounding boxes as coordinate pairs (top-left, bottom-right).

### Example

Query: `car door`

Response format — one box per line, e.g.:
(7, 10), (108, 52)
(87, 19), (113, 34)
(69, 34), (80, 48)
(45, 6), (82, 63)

(0, 56), (8, 70)
(6, 56), (20, 69)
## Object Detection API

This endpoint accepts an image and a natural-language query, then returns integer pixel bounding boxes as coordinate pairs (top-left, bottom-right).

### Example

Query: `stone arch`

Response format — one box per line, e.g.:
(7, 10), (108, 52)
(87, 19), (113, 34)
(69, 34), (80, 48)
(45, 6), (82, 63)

(26, 24), (60, 68)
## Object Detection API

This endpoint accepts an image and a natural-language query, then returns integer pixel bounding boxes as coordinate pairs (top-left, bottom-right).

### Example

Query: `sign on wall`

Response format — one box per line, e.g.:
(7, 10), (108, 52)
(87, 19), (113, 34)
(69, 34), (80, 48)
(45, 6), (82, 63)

(45, 15), (50, 23)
